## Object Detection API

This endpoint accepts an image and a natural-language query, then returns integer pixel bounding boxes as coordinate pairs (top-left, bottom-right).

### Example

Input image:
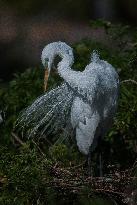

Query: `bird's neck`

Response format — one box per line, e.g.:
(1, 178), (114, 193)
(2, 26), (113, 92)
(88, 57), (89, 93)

(60, 55), (73, 67)
(51, 42), (74, 75)
(57, 53), (74, 76)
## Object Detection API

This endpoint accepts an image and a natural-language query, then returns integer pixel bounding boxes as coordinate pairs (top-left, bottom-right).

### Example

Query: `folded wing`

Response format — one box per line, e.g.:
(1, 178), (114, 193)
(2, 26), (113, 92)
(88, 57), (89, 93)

(16, 83), (74, 138)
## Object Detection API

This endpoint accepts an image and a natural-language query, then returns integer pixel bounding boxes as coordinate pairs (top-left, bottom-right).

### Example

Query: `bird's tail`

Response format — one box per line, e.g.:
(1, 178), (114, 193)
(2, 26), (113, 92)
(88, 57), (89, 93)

(16, 83), (74, 140)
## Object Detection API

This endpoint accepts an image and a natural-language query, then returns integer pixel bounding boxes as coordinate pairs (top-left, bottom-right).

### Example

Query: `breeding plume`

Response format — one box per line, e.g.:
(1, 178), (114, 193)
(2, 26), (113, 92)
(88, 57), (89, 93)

(17, 42), (119, 157)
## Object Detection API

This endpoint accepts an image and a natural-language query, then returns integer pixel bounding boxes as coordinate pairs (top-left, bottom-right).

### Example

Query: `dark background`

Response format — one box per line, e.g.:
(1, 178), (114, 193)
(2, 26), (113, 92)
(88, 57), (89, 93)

(0, 0), (137, 81)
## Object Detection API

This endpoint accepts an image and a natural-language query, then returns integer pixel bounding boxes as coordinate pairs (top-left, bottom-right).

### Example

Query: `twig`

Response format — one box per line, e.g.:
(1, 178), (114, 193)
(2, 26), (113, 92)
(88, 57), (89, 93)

(121, 79), (137, 85)
(11, 132), (25, 146)
(32, 139), (46, 157)
(94, 188), (125, 196)
(67, 160), (86, 170)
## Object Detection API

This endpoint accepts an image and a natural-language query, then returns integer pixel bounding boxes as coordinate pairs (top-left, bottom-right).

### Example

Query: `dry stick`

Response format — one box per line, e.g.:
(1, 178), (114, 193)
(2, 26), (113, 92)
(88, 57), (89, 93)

(11, 133), (45, 157)
(45, 179), (125, 197)
(121, 79), (137, 85)
(67, 160), (86, 170)
(48, 172), (129, 184)
(94, 189), (125, 196)
(11, 132), (25, 146)
(32, 139), (46, 157)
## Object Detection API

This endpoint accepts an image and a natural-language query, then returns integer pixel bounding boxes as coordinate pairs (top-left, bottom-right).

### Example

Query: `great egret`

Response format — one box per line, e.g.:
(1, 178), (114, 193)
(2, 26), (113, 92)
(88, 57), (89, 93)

(17, 42), (119, 174)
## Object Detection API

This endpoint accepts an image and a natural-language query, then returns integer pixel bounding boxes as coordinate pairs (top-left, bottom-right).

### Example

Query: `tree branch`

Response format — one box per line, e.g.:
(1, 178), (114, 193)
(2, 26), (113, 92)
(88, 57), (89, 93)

(121, 79), (137, 85)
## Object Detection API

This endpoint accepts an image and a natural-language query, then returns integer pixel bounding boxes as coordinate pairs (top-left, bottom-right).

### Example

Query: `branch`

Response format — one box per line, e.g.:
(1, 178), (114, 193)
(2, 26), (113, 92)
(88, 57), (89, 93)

(32, 139), (46, 157)
(121, 79), (137, 85)
(11, 132), (26, 146)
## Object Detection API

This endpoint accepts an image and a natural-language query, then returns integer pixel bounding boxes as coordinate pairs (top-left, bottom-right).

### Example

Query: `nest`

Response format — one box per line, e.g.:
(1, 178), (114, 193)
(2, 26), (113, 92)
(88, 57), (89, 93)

(44, 162), (137, 204)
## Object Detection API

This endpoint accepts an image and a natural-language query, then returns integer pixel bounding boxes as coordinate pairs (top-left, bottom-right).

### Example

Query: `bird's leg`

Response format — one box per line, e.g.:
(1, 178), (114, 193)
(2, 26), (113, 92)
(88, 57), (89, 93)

(87, 140), (98, 177)
(87, 146), (93, 177)
(87, 135), (104, 177)
(99, 152), (103, 177)
(97, 136), (103, 177)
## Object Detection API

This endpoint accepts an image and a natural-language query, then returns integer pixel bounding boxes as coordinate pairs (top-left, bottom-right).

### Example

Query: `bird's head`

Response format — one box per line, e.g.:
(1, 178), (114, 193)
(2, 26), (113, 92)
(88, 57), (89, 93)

(41, 42), (74, 91)
(41, 43), (56, 91)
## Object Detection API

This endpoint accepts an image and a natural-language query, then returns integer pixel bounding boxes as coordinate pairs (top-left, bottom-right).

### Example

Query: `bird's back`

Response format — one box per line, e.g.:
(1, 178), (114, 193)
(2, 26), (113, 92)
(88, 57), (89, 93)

(71, 56), (119, 155)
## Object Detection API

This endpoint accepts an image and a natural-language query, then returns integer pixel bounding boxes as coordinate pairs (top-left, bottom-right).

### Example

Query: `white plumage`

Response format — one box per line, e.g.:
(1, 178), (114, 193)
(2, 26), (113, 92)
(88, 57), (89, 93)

(18, 41), (119, 157)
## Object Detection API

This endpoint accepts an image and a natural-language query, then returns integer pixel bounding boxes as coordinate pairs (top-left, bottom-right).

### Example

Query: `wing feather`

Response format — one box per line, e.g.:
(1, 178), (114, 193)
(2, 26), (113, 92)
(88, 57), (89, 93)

(16, 83), (74, 138)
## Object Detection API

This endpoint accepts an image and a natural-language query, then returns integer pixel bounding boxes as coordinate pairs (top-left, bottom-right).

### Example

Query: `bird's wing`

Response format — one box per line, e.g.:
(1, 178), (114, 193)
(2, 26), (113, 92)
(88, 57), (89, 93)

(16, 83), (74, 139)
(71, 97), (100, 155)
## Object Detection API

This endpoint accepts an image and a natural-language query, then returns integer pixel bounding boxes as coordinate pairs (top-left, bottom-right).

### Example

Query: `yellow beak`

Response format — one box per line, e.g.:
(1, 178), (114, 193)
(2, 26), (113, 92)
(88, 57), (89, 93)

(44, 68), (49, 91)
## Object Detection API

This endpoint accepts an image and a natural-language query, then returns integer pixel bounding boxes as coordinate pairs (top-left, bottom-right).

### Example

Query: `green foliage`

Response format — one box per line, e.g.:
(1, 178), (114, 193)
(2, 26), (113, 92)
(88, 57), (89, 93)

(49, 144), (70, 163)
(89, 19), (111, 30)
(0, 68), (44, 145)
(49, 144), (83, 166)
(0, 145), (53, 205)
(0, 22), (137, 204)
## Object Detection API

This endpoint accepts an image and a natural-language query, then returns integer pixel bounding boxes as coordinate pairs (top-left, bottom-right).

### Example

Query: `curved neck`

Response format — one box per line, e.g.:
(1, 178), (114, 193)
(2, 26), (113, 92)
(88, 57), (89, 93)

(56, 49), (82, 89)
(54, 46), (74, 78)
(59, 55), (73, 68)
(57, 55), (73, 78)
(55, 47), (74, 68)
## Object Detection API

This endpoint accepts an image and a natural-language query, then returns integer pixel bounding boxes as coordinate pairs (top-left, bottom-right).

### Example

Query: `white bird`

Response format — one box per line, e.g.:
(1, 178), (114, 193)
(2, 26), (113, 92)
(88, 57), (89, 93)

(17, 42), (119, 173)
